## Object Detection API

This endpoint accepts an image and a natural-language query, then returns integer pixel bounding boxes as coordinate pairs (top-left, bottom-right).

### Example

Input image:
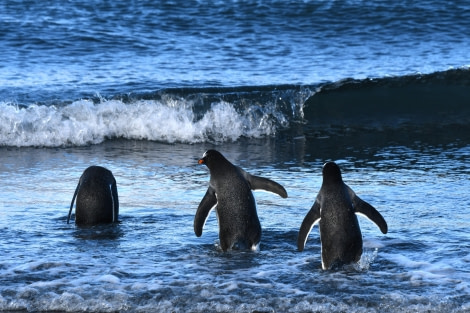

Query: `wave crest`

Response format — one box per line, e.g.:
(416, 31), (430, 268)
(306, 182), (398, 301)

(0, 90), (302, 147)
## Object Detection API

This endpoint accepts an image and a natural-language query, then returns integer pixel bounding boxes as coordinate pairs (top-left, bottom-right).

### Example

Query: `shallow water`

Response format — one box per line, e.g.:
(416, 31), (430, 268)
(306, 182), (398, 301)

(1, 131), (469, 312)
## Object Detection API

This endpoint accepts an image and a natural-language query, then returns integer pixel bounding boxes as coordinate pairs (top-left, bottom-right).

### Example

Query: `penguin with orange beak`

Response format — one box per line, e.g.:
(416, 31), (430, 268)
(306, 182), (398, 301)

(195, 149), (287, 251)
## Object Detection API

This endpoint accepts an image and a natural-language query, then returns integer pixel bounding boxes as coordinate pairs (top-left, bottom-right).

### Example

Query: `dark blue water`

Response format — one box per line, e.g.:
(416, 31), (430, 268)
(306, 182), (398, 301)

(1, 0), (469, 104)
(1, 1), (469, 312)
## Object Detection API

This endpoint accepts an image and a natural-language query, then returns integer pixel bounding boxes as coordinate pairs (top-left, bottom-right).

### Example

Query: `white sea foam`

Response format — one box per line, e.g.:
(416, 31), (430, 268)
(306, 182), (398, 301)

(98, 274), (120, 284)
(0, 98), (283, 147)
(381, 252), (468, 290)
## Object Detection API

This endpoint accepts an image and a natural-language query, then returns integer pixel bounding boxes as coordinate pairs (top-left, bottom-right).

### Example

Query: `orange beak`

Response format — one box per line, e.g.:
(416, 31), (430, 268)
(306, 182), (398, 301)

(198, 159), (205, 164)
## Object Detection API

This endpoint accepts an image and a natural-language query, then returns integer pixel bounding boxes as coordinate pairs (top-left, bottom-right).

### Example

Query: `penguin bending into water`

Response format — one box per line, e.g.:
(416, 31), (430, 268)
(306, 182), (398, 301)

(67, 166), (119, 226)
(195, 149), (288, 251)
(297, 162), (387, 270)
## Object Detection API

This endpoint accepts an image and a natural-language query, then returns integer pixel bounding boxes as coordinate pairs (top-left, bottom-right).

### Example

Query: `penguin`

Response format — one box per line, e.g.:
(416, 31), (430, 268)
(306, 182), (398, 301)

(67, 166), (119, 226)
(195, 149), (288, 251)
(297, 162), (387, 270)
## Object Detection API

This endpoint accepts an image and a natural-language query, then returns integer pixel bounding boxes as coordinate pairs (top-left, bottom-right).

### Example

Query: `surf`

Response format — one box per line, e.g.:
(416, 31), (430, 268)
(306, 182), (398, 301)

(1, 68), (469, 148)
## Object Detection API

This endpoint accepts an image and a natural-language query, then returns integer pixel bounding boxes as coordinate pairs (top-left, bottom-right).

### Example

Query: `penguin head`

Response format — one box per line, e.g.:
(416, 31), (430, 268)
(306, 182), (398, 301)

(198, 149), (228, 169)
(322, 162), (343, 183)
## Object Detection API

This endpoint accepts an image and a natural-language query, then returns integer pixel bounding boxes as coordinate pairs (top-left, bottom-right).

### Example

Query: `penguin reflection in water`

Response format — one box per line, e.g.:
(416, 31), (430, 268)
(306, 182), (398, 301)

(298, 162), (388, 270)
(67, 166), (119, 226)
(195, 149), (288, 251)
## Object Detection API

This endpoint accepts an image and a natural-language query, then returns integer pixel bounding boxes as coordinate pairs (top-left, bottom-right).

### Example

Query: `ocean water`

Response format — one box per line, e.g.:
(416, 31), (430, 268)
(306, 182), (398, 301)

(1, 0), (470, 312)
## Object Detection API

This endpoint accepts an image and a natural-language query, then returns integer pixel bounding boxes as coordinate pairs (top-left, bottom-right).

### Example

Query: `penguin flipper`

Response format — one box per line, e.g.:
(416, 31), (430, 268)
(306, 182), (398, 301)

(239, 168), (288, 198)
(194, 187), (217, 237)
(67, 182), (80, 224)
(349, 188), (388, 234)
(111, 181), (119, 222)
(297, 201), (321, 251)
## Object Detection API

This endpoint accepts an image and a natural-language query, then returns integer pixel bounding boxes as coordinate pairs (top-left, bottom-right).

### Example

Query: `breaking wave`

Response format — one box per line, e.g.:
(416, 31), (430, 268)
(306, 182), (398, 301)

(1, 68), (469, 147)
